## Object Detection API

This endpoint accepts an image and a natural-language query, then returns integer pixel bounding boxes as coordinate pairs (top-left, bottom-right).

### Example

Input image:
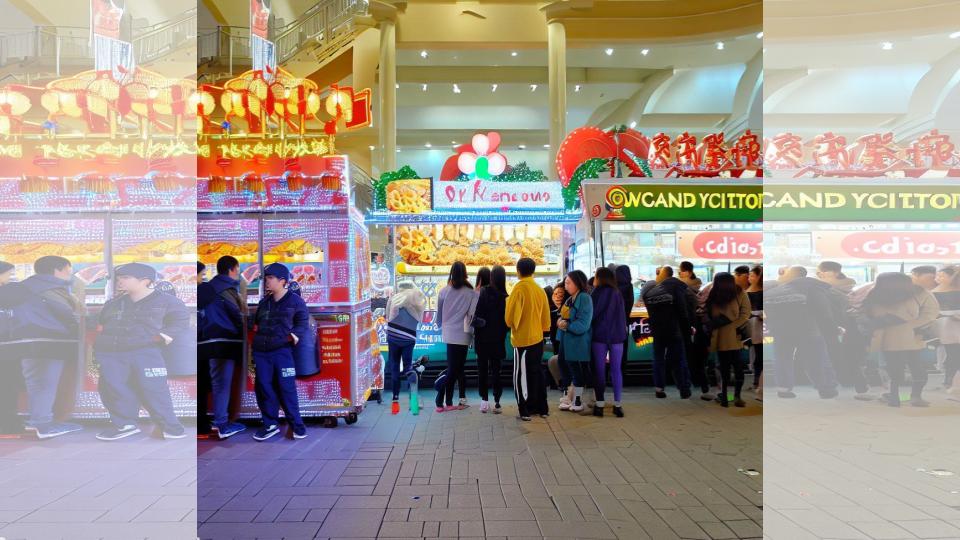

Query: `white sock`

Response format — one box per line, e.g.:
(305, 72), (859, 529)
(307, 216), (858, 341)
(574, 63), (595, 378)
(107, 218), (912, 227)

(596, 401), (605, 408)
(574, 387), (583, 397)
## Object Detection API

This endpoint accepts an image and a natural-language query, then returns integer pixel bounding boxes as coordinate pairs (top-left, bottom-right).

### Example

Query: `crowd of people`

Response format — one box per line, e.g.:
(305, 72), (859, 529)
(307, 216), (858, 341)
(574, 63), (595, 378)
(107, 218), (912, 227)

(766, 262), (959, 407)
(385, 258), (769, 421)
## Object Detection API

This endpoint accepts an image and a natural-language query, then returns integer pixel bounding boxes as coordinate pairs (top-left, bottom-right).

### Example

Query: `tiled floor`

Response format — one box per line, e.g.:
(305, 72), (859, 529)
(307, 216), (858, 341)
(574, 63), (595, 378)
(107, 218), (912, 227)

(0, 425), (197, 540)
(198, 387), (762, 539)
(764, 387), (960, 540)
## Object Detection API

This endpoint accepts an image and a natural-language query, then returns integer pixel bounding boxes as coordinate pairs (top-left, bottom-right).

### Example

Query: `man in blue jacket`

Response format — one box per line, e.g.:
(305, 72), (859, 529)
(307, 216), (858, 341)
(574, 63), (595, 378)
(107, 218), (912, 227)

(251, 263), (309, 441)
(16, 256), (86, 439)
(94, 263), (188, 441)
(197, 256), (249, 439)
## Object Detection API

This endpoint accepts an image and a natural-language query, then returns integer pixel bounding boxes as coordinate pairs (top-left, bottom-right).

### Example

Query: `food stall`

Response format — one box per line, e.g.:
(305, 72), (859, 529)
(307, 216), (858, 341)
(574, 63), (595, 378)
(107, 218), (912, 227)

(764, 181), (960, 279)
(0, 176), (198, 419)
(367, 142), (581, 369)
(197, 155), (378, 425)
(577, 180), (763, 363)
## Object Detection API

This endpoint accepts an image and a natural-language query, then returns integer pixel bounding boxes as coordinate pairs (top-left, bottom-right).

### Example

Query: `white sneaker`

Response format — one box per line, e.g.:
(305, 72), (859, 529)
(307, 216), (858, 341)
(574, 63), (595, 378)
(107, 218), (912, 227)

(558, 397), (572, 410)
(480, 400), (489, 413)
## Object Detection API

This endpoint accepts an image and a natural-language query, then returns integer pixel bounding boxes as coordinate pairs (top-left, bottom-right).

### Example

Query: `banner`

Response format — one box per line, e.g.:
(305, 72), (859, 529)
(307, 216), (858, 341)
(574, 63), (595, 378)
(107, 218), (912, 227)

(583, 183), (763, 222)
(250, 0), (276, 80)
(764, 185), (960, 221)
(814, 231), (960, 261)
(91, 0), (134, 82)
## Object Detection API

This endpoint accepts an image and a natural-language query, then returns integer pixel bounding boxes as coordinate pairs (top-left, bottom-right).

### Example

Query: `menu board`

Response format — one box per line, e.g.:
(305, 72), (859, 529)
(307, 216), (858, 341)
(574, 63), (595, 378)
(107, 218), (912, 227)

(112, 217), (197, 305)
(395, 224), (562, 270)
(197, 219), (261, 302)
(0, 218), (108, 303)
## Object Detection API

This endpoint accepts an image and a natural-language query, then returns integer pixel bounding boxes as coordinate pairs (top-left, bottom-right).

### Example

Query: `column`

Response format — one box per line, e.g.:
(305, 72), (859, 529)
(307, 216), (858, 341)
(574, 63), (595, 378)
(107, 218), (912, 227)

(547, 20), (566, 169)
(378, 19), (397, 173)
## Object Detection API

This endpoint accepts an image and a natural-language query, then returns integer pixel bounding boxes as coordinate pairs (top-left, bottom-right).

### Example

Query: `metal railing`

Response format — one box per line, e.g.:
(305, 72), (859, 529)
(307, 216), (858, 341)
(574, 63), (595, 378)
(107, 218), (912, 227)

(198, 0), (368, 73)
(0, 9), (197, 73)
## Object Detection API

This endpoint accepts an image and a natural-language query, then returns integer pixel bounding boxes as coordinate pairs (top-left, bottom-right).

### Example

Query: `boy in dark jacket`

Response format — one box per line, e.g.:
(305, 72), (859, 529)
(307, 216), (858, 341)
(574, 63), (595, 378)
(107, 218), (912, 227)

(95, 263), (188, 441)
(251, 263), (310, 441)
(16, 256), (88, 439)
(197, 256), (250, 439)
(641, 266), (694, 399)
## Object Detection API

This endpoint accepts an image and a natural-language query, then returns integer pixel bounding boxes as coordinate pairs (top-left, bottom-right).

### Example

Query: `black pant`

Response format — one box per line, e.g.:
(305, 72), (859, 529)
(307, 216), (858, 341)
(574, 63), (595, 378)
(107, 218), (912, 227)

(687, 338), (711, 393)
(444, 344), (468, 407)
(197, 352), (212, 433)
(885, 349), (928, 401)
(476, 343), (503, 404)
(717, 349), (744, 400)
(752, 344), (763, 387)
(513, 341), (546, 417)
(943, 344), (960, 387)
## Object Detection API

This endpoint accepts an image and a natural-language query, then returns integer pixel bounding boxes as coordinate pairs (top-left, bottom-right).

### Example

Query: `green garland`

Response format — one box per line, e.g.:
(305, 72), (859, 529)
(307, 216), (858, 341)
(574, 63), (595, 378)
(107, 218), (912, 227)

(373, 165), (420, 209)
(564, 158), (608, 210)
(623, 150), (653, 177)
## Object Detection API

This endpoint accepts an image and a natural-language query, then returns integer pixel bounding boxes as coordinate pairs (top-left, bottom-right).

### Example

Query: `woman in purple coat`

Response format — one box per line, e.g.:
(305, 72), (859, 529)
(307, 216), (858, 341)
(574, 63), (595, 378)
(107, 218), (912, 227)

(590, 267), (627, 417)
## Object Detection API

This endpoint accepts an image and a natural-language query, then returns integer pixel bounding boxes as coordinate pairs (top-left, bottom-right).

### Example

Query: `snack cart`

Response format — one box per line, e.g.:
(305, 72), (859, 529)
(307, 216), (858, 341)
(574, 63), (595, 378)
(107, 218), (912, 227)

(764, 180), (960, 279)
(0, 176), (198, 419)
(367, 173), (581, 374)
(577, 180), (763, 365)
(197, 155), (379, 425)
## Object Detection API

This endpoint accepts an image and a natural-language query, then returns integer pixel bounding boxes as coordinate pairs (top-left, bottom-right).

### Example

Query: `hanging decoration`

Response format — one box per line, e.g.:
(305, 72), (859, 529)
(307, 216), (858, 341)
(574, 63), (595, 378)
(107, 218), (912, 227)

(446, 132), (508, 181)
(0, 87), (31, 136)
(563, 158), (608, 210)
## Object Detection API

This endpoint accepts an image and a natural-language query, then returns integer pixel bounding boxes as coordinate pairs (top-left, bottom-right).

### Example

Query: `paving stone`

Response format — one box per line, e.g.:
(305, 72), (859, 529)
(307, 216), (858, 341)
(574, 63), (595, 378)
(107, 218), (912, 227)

(377, 521), (423, 538)
(483, 520), (541, 537)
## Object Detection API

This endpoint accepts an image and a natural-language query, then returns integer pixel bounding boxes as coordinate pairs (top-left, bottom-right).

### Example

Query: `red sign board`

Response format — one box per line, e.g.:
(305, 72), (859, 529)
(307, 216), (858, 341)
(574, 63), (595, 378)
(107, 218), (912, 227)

(677, 231), (763, 259)
(815, 231), (960, 260)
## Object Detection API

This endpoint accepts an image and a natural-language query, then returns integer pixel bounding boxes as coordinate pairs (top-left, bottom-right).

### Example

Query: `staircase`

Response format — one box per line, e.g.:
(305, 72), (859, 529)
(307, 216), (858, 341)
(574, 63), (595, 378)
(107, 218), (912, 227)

(198, 0), (368, 79)
(0, 9), (197, 81)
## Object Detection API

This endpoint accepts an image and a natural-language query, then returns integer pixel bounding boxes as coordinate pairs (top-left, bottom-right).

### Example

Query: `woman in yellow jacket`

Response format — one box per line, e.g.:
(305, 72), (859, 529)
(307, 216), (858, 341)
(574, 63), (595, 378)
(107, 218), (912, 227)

(505, 258), (551, 420)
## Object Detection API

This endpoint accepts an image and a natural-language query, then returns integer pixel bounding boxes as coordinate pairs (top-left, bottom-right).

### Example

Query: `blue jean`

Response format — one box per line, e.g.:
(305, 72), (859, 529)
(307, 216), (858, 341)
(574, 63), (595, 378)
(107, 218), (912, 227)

(388, 340), (415, 400)
(97, 348), (181, 430)
(21, 358), (66, 425)
(209, 357), (237, 426)
(652, 335), (692, 393)
(254, 347), (304, 429)
(774, 333), (838, 392)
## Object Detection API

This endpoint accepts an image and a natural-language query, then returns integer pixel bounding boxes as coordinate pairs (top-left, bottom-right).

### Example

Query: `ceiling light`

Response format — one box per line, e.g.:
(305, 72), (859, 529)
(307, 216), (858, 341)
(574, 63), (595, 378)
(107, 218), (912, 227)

(756, 32), (763, 39)
(629, 121), (637, 129)
(640, 49), (649, 56)
(395, 83), (399, 89)
(530, 84), (538, 92)
(368, 145), (375, 151)
(420, 50), (428, 58)
(543, 144), (550, 148)
(950, 31), (960, 39)
(491, 84), (498, 92)
(396, 148), (401, 152)
(716, 42), (724, 50)
(451, 141), (457, 145)
(881, 41), (893, 50)
(518, 145), (527, 150)
(421, 84), (428, 91)
(424, 142), (432, 148)
(511, 51), (518, 57)
(605, 48), (614, 56)
(453, 84), (461, 94)
(574, 84), (581, 92)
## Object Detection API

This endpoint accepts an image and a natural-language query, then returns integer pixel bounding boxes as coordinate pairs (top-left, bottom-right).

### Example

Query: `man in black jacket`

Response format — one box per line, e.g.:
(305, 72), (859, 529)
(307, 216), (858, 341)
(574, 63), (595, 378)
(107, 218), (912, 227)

(95, 263), (189, 441)
(251, 263), (310, 441)
(197, 256), (249, 439)
(16, 256), (86, 439)
(765, 266), (840, 399)
(641, 266), (694, 399)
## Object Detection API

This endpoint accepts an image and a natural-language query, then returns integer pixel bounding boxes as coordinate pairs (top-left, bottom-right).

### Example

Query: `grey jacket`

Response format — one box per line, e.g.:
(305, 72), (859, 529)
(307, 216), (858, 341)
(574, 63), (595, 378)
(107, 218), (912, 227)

(437, 285), (477, 346)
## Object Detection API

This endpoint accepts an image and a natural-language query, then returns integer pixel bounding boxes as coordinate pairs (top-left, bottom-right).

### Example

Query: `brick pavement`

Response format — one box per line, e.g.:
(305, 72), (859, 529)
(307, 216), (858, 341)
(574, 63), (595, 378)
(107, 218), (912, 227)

(198, 387), (762, 539)
(0, 425), (197, 540)
(764, 387), (960, 540)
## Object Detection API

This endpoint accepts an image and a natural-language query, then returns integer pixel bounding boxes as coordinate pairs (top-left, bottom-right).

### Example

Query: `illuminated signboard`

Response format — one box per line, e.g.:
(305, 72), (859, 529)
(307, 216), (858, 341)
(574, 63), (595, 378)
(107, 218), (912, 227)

(584, 183), (763, 222)
(764, 185), (960, 221)
(431, 179), (564, 212)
